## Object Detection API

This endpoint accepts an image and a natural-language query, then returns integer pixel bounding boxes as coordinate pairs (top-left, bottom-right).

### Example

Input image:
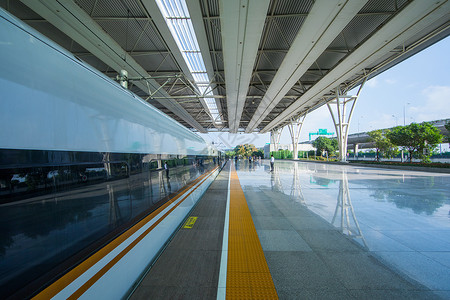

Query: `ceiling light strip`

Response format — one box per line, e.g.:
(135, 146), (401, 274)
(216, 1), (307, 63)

(156, 0), (221, 123)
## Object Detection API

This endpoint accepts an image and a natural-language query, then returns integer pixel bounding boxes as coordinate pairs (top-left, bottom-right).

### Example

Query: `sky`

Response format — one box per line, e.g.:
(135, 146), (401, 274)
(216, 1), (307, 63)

(201, 36), (450, 150)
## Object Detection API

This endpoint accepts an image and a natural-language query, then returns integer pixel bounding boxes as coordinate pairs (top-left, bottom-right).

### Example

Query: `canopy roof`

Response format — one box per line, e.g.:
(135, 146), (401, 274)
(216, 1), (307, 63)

(6, 0), (450, 133)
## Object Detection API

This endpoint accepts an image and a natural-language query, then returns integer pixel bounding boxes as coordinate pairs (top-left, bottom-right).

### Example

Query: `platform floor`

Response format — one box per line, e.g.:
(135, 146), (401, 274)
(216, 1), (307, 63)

(130, 160), (450, 299)
(130, 164), (229, 299)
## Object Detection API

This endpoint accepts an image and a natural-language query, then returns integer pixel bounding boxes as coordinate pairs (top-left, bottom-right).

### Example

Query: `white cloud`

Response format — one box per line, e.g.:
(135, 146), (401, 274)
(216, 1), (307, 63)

(412, 85), (450, 122)
(384, 78), (397, 85)
(367, 113), (400, 130)
(366, 77), (378, 88)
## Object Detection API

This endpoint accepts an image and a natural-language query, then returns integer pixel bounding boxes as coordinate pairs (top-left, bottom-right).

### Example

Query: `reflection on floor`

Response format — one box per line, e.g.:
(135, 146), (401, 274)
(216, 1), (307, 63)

(236, 159), (450, 298)
(331, 169), (368, 249)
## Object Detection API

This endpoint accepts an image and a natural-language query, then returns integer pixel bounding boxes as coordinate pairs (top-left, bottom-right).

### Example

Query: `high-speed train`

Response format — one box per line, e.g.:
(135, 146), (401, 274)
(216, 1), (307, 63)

(0, 8), (222, 299)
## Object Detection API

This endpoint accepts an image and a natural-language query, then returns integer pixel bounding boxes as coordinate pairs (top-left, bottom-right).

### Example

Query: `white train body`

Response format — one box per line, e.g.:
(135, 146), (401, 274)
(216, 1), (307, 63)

(0, 8), (215, 156)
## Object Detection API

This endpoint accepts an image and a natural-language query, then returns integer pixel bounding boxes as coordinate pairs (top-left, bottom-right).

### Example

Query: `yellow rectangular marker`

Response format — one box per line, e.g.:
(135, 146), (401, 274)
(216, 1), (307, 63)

(183, 216), (198, 228)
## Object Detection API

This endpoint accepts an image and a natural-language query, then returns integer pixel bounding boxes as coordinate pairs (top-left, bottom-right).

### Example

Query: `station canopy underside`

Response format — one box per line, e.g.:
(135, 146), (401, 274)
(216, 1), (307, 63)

(4, 0), (450, 134)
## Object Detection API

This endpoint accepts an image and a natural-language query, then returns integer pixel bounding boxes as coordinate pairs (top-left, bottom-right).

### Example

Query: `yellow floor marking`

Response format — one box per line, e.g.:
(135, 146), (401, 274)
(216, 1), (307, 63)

(183, 216), (198, 228)
(227, 163), (278, 299)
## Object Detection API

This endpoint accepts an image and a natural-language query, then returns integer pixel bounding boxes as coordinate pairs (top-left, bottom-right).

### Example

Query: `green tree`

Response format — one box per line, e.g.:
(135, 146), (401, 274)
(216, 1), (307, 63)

(367, 129), (398, 161)
(234, 144), (258, 158)
(387, 122), (443, 163)
(312, 136), (338, 156)
(252, 149), (264, 158)
(225, 150), (235, 158)
(283, 149), (292, 159)
(270, 149), (292, 159)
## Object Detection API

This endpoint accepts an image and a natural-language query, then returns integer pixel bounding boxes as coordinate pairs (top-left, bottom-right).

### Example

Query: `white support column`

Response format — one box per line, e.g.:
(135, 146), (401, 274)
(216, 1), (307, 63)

(287, 115), (306, 160)
(270, 128), (283, 152)
(327, 80), (366, 162)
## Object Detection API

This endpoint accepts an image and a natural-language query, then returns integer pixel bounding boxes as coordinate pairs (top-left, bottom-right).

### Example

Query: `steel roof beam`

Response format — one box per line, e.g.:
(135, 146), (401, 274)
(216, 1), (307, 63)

(262, 0), (450, 133)
(220, 0), (271, 133)
(245, 0), (368, 133)
(20, 0), (207, 133)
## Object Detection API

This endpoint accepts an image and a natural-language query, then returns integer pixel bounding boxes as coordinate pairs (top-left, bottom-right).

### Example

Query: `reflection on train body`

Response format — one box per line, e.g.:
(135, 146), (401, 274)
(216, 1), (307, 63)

(0, 149), (218, 297)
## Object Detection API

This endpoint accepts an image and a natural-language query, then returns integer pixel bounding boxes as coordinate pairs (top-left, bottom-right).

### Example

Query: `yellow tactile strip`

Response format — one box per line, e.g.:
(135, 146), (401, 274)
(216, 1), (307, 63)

(227, 163), (278, 299)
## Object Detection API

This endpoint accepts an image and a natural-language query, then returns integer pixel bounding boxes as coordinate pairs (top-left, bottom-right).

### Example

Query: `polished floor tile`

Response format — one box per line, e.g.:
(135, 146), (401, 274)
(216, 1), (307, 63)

(236, 159), (450, 296)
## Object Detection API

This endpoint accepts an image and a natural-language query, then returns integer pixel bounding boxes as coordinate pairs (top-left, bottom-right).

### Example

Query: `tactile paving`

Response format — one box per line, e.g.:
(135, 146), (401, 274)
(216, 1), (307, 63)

(226, 163), (278, 299)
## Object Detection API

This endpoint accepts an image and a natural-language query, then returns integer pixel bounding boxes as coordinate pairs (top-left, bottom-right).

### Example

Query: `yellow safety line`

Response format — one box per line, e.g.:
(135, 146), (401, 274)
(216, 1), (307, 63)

(226, 163), (278, 299)
(33, 166), (218, 300)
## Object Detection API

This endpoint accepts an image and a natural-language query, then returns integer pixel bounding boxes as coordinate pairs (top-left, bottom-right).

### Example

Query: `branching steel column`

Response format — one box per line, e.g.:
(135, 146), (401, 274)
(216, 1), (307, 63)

(327, 80), (366, 161)
(287, 115), (306, 160)
(270, 127), (283, 152)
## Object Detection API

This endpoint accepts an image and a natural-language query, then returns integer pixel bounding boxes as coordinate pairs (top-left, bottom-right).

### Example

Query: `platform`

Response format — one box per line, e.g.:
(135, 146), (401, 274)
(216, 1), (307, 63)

(130, 160), (450, 299)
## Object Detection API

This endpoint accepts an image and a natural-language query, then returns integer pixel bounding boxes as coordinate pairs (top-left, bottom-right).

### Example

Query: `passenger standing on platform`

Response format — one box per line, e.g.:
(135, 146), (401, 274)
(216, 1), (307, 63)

(164, 161), (169, 178)
(270, 155), (275, 171)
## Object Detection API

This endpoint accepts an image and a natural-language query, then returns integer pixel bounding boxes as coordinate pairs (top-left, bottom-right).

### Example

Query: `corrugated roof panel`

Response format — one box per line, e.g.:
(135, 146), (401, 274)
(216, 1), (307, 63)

(132, 23), (168, 51)
(255, 53), (273, 70)
(74, 0), (96, 16)
(93, 1), (127, 17)
(272, 16), (306, 48)
(396, 0), (409, 9)
(200, 0), (208, 16)
(285, 87), (302, 97)
(273, 0), (314, 15)
(316, 52), (346, 70)
(327, 33), (348, 50)
(203, 19), (214, 51)
(300, 69), (323, 84)
(210, 18), (222, 50)
(341, 14), (390, 49)
(262, 20), (291, 50)
(261, 52), (287, 70)
(122, 0), (147, 17)
(206, 0), (220, 17)
(279, 99), (296, 110)
(89, 0), (144, 18)
(359, 0), (404, 14)
(96, 19), (148, 51)
(247, 86), (265, 97)
(214, 51), (224, 71)
(133, 54), (179, 72)
(257, 72), (275, 82)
